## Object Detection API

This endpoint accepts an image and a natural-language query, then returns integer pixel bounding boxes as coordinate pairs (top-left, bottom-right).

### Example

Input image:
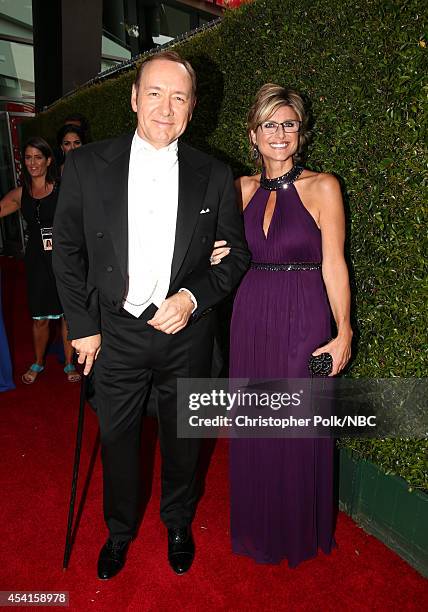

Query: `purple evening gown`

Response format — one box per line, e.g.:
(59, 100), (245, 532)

(229, 182), (335, 567)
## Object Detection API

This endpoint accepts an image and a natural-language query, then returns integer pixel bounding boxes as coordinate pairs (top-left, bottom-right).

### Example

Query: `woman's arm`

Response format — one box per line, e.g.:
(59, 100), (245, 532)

(209, 176), (257, 265)
(0, 187), (22, 218)
(210, 240), (231, 265)
(315, 174), (352, 375)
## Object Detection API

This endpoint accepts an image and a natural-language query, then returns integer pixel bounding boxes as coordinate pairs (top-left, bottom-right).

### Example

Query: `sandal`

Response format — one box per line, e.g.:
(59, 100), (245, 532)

(64, 364), (81, 383)
(22, 363), (44, 385)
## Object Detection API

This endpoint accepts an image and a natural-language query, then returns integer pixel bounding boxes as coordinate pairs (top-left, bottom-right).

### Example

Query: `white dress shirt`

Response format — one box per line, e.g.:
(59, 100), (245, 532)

(123, 132), (181, 317)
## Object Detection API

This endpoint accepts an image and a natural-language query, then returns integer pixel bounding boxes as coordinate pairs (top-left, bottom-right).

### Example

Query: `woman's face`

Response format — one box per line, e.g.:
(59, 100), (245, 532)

(61, 131), (82, 154)
(251, 105), (300, 165)
(24, 146), (51, 179)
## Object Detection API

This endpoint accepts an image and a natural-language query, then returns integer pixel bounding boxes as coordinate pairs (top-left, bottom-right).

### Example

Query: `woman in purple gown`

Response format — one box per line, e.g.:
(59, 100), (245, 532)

(215, 84), (352, 567)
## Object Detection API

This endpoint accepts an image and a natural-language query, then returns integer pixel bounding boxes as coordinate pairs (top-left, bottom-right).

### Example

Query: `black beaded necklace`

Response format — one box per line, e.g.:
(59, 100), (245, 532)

(260, 164), (303, 191)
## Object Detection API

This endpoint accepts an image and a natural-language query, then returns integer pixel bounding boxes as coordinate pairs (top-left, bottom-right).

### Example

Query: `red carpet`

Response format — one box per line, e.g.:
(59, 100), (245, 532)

(0, 257), (426, 611)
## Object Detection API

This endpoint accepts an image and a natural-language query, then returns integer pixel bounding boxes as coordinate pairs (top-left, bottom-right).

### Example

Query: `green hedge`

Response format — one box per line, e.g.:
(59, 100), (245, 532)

(24, 0), (427, 489)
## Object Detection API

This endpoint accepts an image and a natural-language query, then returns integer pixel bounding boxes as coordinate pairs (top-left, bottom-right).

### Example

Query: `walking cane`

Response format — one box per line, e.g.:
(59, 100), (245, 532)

(63, 375), (87, 570)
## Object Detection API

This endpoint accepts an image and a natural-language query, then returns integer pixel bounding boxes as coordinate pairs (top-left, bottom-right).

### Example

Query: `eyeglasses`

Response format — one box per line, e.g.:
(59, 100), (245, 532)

(259, 120), (301, 134)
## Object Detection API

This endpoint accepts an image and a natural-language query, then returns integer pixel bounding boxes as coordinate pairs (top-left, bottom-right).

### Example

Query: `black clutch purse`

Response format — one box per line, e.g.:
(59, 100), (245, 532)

(308, 352), (333, 377)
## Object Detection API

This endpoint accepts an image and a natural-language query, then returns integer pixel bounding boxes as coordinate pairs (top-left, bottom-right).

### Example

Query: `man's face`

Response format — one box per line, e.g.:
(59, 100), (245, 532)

(131, 59), (195, 149)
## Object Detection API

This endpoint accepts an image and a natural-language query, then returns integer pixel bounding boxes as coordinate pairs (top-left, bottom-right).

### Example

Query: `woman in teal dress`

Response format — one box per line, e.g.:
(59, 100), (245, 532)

(0, 268), (14, 392)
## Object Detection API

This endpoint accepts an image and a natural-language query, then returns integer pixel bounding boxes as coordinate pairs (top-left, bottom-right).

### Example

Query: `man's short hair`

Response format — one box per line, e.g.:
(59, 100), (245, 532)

(134, 50), (197, 102)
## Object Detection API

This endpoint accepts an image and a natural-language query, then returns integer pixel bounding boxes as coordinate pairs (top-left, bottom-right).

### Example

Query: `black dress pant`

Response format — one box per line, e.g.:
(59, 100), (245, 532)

(94, 299), (213, 542)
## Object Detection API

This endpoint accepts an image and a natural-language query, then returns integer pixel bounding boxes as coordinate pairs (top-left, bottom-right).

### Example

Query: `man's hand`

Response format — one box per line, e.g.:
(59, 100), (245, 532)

(71, 334), (102, 376)
(147, 292), (193, 334)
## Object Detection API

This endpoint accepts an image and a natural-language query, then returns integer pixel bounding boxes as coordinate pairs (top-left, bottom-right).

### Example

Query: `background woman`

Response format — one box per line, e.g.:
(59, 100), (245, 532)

(56, 123), (86, 172)
(0, 137), (80, 383)
(226, 84), (352, 566)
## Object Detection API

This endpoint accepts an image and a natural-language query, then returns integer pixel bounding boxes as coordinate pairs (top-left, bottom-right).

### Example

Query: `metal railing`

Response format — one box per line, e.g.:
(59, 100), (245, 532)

(48, 17), (222, 109)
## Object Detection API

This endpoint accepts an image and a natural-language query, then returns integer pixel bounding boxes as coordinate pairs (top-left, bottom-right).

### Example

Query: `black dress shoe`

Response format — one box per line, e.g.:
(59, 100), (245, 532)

(168, 527), (195, 575)
(97, 539), (130, 580)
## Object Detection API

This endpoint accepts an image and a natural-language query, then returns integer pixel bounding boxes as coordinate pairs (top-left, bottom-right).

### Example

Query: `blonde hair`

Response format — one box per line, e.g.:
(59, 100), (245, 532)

(247, 83), (311, 165)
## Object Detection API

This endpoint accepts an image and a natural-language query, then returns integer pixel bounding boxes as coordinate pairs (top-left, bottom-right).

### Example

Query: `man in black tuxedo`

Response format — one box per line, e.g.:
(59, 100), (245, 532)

(53, 51), (250, 579)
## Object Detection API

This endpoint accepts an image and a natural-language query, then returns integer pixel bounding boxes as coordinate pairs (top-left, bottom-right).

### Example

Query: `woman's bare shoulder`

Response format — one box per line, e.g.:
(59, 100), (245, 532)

(298, 169), (339, 191)
(235, 174), (261, 209)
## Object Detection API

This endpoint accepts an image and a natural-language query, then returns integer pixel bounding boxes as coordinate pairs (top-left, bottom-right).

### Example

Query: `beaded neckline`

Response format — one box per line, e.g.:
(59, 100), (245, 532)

(260, 165), (303, 191)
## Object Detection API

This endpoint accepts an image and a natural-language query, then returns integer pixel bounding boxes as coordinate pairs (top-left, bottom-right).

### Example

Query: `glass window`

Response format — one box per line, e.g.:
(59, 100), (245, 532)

(159, 5), (192, 39)
(0, 0), (33, 40)
(103, 0), (128, 46)
(101, 33), (131, 68)
(0, 0), (33, 27)
(0, 40), (34, 99)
